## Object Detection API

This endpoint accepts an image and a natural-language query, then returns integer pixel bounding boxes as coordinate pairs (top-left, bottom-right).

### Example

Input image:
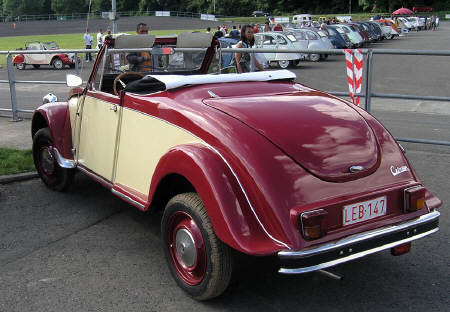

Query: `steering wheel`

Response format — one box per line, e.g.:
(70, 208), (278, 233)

(113, 72), (145, 96)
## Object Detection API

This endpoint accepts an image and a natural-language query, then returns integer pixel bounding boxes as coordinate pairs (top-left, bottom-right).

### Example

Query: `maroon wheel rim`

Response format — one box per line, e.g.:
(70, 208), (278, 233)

(37, 142), (57, 183)
(167, 211), (207, 286)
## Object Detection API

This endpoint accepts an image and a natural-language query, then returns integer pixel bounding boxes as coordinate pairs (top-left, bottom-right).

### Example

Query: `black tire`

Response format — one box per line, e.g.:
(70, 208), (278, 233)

(52, 58), (64, 70)
(162, 193), (233, 300)
(32, 64), (40, 69)
(15, 63), (25, 70)
(278, 60), (291, 69)
(32, 128), (74, 191)
(310, 54), (320, 62)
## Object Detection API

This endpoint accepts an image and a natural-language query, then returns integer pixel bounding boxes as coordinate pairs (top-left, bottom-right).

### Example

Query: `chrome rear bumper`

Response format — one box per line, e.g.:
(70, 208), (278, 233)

(278, 210), (440, 274)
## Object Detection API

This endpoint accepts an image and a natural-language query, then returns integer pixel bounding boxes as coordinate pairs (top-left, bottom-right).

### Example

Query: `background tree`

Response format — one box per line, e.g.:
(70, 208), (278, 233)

(4, 0), (49, 17)
(51, 0), (88, 14)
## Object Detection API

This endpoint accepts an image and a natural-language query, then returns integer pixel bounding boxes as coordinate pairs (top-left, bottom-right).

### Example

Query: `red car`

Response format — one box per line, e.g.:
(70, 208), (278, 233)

(31, 32), (441, 300)
(13, 41), (79, 70)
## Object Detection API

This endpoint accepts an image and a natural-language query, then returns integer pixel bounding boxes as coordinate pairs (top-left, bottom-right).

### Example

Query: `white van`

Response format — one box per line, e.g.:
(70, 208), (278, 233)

(292, 14), (312, 24)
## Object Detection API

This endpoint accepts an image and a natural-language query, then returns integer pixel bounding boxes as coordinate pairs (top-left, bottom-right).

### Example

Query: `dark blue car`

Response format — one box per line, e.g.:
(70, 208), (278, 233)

(327, 25), (352, 49)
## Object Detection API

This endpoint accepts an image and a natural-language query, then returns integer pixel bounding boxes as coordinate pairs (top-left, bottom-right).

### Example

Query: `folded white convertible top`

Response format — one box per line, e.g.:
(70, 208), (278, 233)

(145, 70), (296, 91)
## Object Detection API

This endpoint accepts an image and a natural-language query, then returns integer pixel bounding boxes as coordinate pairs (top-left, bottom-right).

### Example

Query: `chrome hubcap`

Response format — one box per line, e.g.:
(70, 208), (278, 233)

(40, 148), (55, 174)
(175, 228), (197, 268)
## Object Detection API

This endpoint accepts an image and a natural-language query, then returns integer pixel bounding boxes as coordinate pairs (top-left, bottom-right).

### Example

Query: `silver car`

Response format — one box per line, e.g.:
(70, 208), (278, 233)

(254, 32), (304, 68)
(285, 28), (332, 62)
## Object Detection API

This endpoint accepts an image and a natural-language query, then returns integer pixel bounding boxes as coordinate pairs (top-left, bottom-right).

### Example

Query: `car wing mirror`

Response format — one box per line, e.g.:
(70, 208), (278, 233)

(66, 74), (82, 87)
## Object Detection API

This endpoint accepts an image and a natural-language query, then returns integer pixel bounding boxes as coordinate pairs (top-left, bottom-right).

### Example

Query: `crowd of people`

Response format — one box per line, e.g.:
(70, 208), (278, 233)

(207, 21), (284, 39)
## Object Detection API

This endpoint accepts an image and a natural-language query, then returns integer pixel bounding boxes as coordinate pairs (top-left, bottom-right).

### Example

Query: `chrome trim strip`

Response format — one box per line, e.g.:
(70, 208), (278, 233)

(279, 227), (439, 274)
(122, 107), (291, 249)
(207, 90), (220, 98)
(77, 165), (112, 188)
(112, 188), (145, 209)
(52, 147), (76, 168)
(279, 210), (439, 258)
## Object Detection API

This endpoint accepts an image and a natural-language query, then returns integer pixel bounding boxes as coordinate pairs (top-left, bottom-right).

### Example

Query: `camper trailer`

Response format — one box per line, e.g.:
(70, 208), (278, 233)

(292, 14), (313, 24)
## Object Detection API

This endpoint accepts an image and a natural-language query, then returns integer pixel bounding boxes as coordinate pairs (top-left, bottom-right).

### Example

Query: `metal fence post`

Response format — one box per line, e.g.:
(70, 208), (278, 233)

(364, 49), (374, 113)
(6, 53), (21, 122)
(74, 52), (79, 76)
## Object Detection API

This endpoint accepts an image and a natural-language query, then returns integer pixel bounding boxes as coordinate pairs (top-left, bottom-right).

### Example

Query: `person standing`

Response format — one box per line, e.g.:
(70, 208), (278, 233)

(97, 29), (103, 49)
(234, 24), (264, 73)
(83, 29), (93, 62)
(229, 25), (240, 38)
(126, 23), (153, 72)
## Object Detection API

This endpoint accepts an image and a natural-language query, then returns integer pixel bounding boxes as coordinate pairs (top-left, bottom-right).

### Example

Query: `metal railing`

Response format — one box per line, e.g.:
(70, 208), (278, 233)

(0, 47), (449, 147)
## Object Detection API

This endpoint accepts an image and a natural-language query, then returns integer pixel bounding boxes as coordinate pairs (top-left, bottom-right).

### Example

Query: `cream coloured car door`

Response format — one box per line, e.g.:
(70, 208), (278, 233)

(75, 90), (121, 182)
(24, 43), (48, 64)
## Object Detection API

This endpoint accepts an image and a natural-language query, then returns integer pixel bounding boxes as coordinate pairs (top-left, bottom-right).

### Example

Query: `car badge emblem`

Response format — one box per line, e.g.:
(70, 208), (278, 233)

(390, 165), (409, 176)
(349, 165), (365, 173)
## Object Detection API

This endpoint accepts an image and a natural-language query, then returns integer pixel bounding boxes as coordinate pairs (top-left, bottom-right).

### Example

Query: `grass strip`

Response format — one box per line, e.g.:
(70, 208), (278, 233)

(0, 148), (35, 175)
(0, 29), (202, 66)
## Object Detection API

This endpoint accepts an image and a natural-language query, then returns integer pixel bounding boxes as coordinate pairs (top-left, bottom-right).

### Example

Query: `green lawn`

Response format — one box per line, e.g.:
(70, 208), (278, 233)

(0, 29), (202, 66)
(0, 148), (35, 175)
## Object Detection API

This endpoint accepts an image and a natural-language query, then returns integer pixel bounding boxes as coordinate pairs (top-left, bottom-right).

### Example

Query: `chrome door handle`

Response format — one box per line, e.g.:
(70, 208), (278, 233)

(110, 104), (118, 112)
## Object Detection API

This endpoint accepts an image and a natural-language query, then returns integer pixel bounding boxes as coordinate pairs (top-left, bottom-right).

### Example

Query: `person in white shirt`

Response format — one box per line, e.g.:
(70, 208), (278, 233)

(97, 29), (103, 49)
(83, 29), (93, 62)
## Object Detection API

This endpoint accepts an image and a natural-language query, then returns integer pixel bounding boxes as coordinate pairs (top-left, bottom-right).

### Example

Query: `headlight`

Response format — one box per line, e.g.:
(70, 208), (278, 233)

(43, 93), (58, 104)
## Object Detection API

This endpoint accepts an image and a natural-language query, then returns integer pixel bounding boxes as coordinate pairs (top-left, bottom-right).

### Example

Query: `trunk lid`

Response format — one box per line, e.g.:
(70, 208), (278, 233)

(203, 92), (380, 182)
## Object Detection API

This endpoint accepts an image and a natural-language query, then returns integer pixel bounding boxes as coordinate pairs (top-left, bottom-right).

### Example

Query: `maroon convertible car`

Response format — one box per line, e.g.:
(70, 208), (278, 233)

(30, 32), (441, 300)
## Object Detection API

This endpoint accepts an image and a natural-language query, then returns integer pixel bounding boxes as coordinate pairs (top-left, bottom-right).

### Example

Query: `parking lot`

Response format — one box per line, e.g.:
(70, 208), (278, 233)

(0, 21), (449, 312)
(1, 22), (450, 115)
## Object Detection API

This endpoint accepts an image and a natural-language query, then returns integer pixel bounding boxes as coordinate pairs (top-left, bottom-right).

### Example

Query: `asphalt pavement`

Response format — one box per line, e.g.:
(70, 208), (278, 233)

(0, 142), (448, 312)
(0, 20), (449, 312)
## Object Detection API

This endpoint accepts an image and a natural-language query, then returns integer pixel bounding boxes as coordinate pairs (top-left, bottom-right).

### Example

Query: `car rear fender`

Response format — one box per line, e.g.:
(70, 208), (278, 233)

(54, 54), (71, 64)
(149, 144), (284, 255)
(32, 102), (74, 160)
(13, 54), (24, 64)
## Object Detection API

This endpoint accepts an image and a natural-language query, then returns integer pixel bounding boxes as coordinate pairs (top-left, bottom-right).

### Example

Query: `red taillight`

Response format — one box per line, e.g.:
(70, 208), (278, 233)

(391, 243), (411, 256)
(404, 186), (426, 212)
(300, 209), (328, 240)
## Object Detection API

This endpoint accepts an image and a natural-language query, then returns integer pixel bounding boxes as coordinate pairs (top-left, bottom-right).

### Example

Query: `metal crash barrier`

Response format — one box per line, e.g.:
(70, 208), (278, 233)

(0, 47), (449, 147)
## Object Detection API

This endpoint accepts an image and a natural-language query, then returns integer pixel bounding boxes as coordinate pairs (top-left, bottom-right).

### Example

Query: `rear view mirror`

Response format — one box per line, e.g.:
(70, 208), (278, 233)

(66, 74), (82, 87)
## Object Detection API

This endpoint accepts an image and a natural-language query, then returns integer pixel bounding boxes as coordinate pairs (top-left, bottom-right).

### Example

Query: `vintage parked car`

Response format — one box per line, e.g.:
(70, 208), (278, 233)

(31, 32), (441, 300)
(374, 19), (400, 39)
(285, 28), (332, 61)
(254, 32), (303, 68)
(325, 26), (353, 48)
(13, 41), (79, 70)
(407, 17), (425, 30)
(328, 24), (364, 48)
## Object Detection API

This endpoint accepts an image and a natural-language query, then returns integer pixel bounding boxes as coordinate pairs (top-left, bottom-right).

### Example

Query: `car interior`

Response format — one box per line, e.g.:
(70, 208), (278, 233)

(94, 32), (214, 95)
